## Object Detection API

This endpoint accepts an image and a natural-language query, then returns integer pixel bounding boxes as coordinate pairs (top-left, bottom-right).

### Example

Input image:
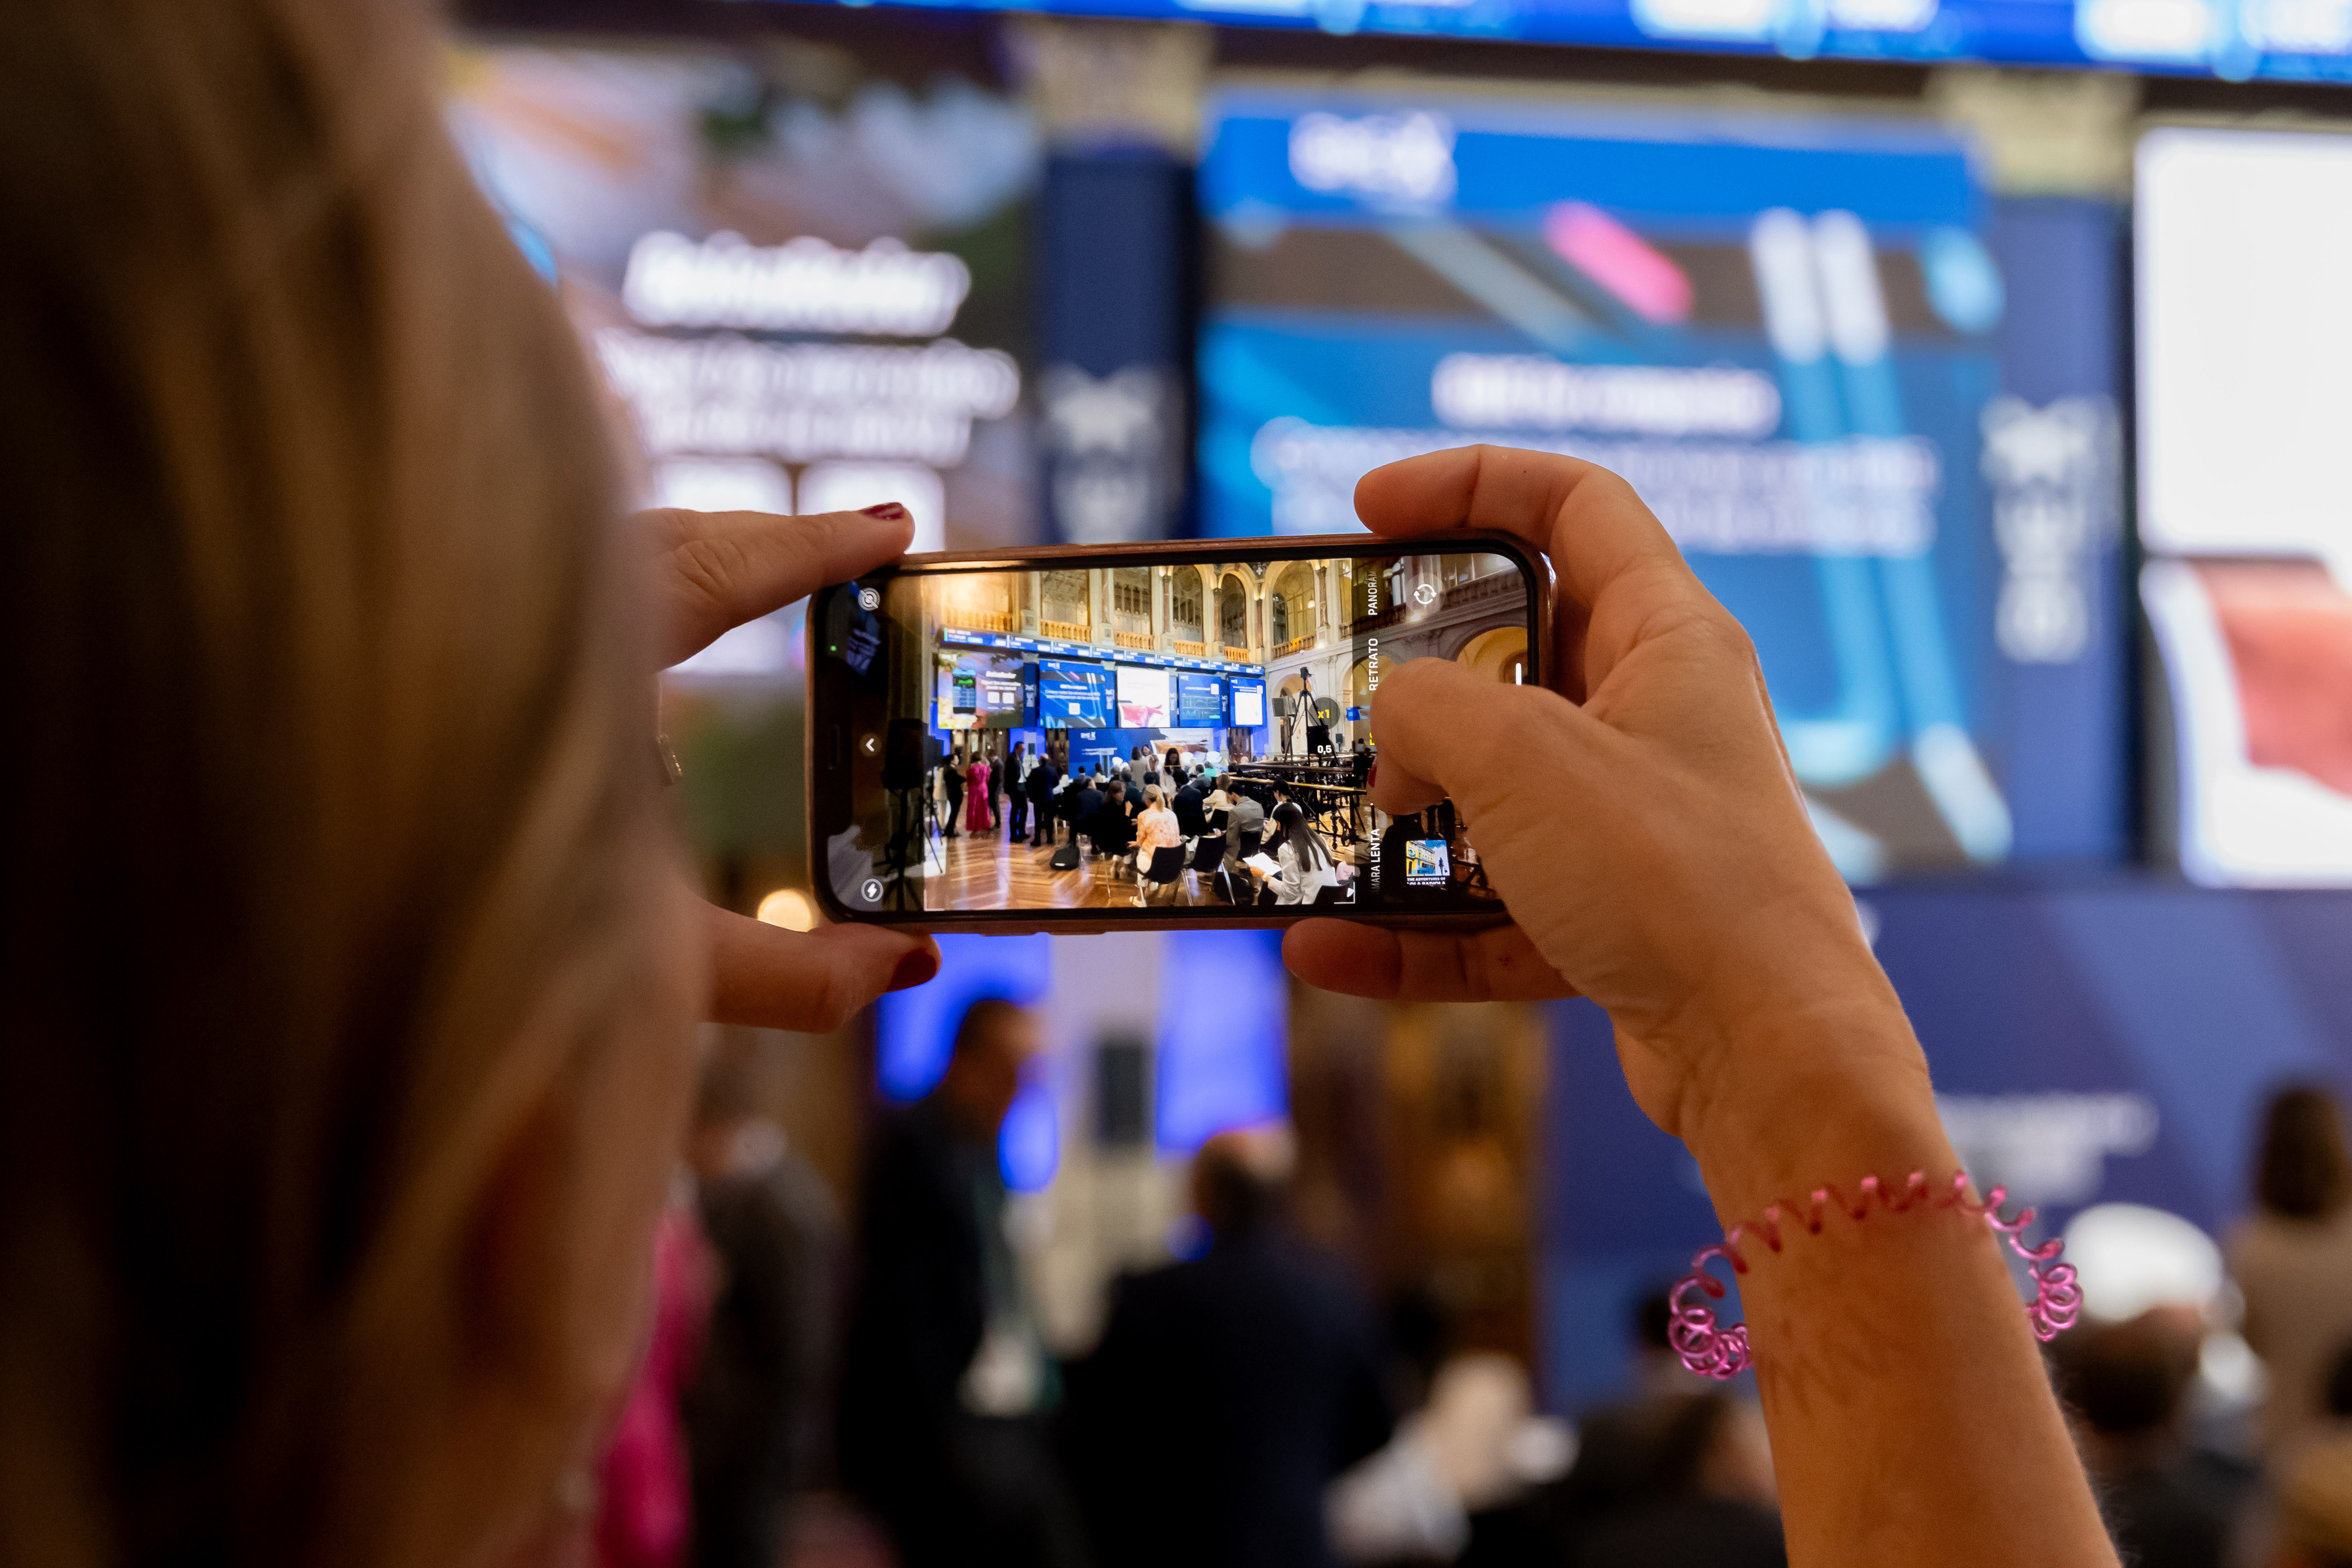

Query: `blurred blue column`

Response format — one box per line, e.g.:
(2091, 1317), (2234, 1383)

(1987, 198), (2130, 864)
(1035, 148), (1194, 543)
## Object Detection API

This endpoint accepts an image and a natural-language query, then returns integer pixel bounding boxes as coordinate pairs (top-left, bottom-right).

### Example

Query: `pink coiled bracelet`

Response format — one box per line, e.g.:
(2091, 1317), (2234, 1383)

(1669, 1170), (2084, 1379)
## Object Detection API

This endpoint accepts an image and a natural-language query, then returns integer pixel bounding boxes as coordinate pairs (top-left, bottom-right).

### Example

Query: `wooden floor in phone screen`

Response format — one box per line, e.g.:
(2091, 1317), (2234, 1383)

(918, 829), (1222, 912)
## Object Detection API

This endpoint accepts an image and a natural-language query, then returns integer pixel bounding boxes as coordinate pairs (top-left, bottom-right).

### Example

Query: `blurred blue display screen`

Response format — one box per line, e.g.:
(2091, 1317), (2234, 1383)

(1175, 671), (1229, 725)
(793, 0), (2352, 83)
(1200, 94), (2125, 878)
(874, 935), (1060, 1189)
(1155, 931), (1289, 1152)
(1039, 657), (1114, 729)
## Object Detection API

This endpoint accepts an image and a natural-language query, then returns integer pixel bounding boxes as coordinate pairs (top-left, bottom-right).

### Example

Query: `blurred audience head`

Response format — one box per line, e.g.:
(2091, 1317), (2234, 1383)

(2052, 1310), (2203, 1474)
(940, 998), (1040, 1136)
(0, 2), (699, 1564)
(1190, 1123), (1296, 1244)
(2258, 1086), (2352, 1222)
(1564, 1390), (1777, 1515)
(690, 1029), (786, 1182)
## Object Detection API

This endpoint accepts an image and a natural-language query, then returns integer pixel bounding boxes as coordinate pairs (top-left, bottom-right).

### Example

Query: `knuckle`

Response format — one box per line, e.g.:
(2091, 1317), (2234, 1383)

(671, 534), (751, 608)
(797, 964), (857, 1034)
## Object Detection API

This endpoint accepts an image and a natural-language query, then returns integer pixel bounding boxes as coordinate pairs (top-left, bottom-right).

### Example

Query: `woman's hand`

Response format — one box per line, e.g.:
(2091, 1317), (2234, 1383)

(1299, 448), (2117, 1568)
(647, 504), (940, 1031)
(1283, 447), (1924, 1165)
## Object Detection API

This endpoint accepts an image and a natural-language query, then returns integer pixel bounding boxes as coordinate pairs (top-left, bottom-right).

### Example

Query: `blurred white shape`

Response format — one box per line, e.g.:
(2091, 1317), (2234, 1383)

(2078, 0), (2217, 58)
(1327, 1436), (1465, 1564)
(1289, 111), (1457, 206)
(653, 457), (790, 515)
(2242, 0), (2352, 49)
(1812, 211), (1891, 366)
(1827, 0), (1938, 29)
(1984, 396), (2117, 665)
(598, 331), (1019, 467)
(1328, 1354), (1570, 1564)
(1506, 1417), (1578, 1486)
(800, 461), (946, 553)
(1634, 0), (1778, 38)
(2063, 1203), (2224, 1321)
(2200, 1329), (2270, 1407)
(1939, 1092), (2159, 1207)
(624, 231), (971, 336)
(2138, 129), (2352, 584)
(1431, 356), (1781, 438)
(1750, 209), (1829, 363)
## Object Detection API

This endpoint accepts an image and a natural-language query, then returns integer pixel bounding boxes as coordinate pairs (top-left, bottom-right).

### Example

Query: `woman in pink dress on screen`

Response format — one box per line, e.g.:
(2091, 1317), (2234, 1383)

(965, 752), (994, 835)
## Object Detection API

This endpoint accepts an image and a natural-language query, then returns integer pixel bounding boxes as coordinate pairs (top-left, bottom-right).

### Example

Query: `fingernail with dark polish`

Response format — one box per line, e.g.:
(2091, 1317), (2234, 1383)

(888, 948), (939, 991)
(861, 502), (908, 521)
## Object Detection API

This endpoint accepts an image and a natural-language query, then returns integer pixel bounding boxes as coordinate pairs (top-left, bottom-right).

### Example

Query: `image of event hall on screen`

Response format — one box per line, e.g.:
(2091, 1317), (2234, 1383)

(889, 552), (1529, 913)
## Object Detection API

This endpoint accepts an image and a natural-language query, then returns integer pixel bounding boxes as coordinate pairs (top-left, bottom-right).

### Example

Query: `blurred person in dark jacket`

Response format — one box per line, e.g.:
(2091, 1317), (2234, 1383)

(838, 999), (1082, 1568)
(1027, 756), (1062, 847)
(1064, 1125), (1394, 1568)
(682, 1039), (844, 1568)
(2052, 1310), (2254, 1568)
(1467, 1388), (1782, 1568)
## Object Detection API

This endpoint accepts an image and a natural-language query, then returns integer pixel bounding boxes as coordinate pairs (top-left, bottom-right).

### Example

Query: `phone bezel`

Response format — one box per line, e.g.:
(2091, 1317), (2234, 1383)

(806, 530), (1549, 935)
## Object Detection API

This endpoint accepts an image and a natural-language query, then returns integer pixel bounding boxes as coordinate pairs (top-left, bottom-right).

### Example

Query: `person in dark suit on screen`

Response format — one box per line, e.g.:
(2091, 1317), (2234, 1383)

(1027, 755), (1060, 847)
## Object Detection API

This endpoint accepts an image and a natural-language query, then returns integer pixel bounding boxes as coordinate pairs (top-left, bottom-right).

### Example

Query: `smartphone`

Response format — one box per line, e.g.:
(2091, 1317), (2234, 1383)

(807, 532), (1546, 933)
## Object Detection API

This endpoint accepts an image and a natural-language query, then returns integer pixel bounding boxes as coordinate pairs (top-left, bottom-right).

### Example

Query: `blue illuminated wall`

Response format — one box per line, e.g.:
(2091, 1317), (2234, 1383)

(1155, 930), (1291, 1151)
(873, 930), (1289, 1189)
(1538, 885), (2352, 1414)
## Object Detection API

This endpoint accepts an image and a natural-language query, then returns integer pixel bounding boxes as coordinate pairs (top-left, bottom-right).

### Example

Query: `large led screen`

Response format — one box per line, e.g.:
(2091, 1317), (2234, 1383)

(1040, 658), (1115, 729)
(726, 0), (2352, 84)
(2138, 129), (2352, 885)
(446, 41), (1041, 678)
(1201, 94), (2127, 880)
(1230, 677), (1269, 729)
(1175, 671), (1228, 726)
(1115, 664), (1174, 728)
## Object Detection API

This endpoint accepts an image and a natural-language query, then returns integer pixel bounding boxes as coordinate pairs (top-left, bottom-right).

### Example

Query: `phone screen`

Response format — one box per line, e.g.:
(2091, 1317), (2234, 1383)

(811, 539), (1539, 926)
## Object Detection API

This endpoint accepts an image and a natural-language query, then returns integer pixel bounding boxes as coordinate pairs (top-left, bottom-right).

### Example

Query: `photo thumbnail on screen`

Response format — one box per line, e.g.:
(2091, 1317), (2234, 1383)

(821, 549), (1535, 920)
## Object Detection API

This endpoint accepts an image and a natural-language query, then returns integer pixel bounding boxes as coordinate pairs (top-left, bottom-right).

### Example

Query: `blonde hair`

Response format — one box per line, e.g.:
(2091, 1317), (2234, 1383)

(1144, 785), (1165, 808)
(0, 3), (694, 1565)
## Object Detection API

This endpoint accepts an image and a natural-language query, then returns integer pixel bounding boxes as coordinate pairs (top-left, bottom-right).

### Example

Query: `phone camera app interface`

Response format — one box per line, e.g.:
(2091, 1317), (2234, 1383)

(827, 551), (1529, 918)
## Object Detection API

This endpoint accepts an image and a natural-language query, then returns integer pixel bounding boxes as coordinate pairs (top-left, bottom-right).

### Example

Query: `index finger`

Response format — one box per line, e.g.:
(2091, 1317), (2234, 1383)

(1352, 445), (1719, 698)
(1352, 445), (1709, 618)
(647, 505), (916, 665)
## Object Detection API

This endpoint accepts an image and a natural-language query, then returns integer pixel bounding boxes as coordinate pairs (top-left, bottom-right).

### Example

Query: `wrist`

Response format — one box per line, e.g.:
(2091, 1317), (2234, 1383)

(1676, 994), (1953, 1230)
